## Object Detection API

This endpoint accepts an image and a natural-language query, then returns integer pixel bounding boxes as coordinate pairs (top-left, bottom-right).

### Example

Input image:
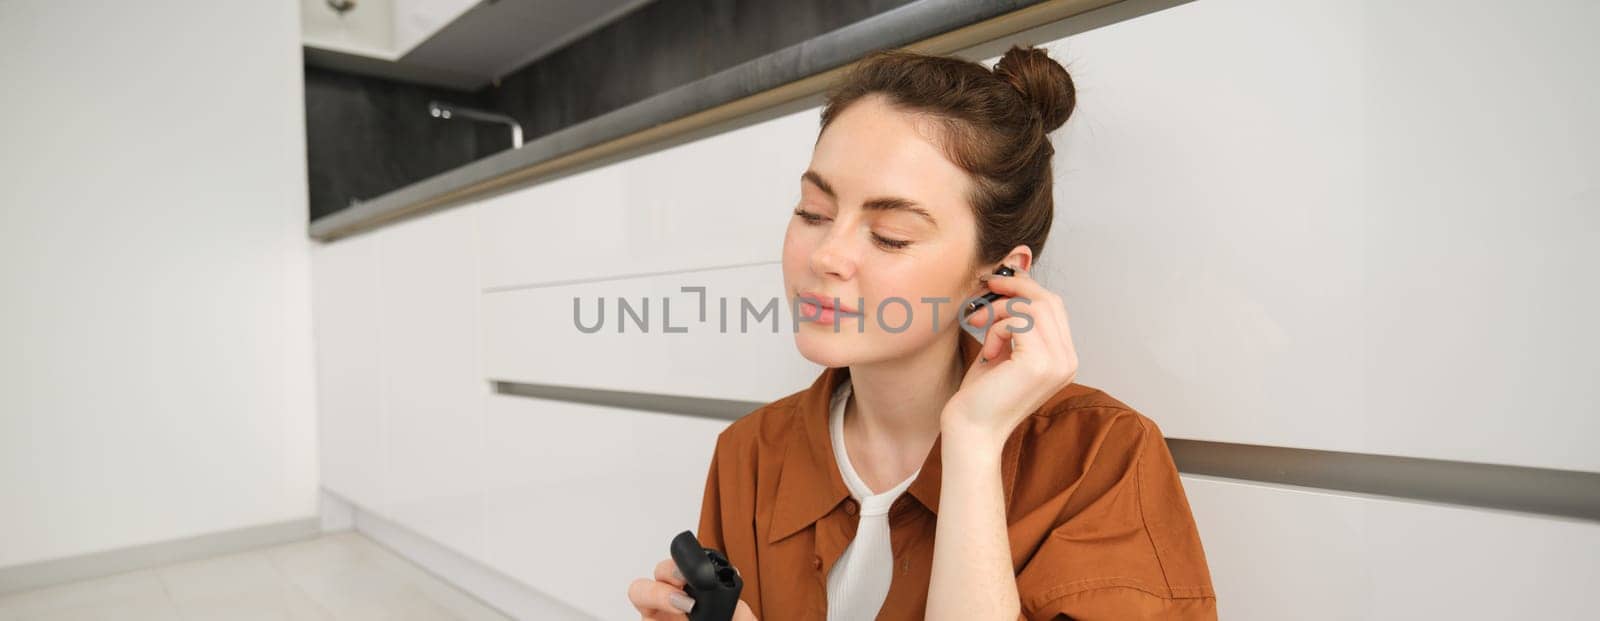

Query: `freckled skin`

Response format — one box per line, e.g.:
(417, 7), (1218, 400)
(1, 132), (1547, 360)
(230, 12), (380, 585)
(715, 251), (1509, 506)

(783, 94), (990, 368)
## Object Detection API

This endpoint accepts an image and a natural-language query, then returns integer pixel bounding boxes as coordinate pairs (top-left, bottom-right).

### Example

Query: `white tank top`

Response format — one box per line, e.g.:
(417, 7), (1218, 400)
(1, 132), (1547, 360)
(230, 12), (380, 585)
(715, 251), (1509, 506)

(826, 377), (921, 620)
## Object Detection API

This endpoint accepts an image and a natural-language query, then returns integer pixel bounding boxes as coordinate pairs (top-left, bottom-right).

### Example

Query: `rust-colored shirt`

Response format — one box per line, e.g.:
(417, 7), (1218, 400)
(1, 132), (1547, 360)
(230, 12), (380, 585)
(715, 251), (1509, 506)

(696, 330), (1218, 620)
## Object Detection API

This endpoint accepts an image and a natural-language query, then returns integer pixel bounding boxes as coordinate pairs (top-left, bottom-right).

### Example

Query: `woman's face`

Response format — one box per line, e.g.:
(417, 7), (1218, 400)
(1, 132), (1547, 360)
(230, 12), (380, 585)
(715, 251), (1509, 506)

(783, 93), (986, 367)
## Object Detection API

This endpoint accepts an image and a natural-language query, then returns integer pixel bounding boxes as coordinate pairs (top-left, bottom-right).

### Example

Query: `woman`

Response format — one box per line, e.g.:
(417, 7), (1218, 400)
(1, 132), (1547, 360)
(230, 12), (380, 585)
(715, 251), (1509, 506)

(630, 45), (1217, 620)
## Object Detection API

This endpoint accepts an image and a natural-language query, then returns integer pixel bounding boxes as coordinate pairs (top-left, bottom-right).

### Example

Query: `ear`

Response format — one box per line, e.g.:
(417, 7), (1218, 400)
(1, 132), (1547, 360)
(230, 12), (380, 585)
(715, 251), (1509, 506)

(967, 245), (1036, 296)
(1002, 245), (1034, 273)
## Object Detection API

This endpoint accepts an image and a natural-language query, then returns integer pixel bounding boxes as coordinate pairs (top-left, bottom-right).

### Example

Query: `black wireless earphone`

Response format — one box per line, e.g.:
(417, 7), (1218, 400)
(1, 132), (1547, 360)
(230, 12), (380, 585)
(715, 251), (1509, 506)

(670, 530), (743, 621)
(963, 264), (1016, 317)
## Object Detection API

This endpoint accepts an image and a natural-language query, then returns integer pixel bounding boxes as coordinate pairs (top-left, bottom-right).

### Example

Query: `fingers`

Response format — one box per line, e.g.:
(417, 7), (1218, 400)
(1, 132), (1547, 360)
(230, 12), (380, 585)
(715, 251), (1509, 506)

(733, 599), (759, 621)
(981, 267), (1072, 358)
(627, 576), (694, 620)
(961, 294), (1014, 329)
(980, 316), (1030, 363)
(972, 269), (1055, 328)
(654, 557), (687, 589)
(978, 265), (1055, 304)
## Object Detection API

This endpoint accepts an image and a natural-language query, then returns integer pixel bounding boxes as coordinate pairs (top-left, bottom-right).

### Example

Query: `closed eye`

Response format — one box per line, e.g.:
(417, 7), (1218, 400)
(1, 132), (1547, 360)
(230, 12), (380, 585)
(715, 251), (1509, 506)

(872, 234), (911, 250)
(793, 207), (914, 250)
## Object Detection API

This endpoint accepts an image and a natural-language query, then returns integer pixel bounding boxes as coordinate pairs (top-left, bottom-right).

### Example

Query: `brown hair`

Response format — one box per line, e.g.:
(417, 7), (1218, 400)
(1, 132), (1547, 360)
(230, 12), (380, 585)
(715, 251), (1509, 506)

(818, 44), (1075, 268)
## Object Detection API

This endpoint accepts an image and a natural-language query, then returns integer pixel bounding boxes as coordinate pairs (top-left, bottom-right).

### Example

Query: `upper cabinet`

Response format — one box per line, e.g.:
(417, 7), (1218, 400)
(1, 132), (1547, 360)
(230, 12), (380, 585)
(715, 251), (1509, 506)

(301, 0), (480, 61)
(299, 0), (655, 90)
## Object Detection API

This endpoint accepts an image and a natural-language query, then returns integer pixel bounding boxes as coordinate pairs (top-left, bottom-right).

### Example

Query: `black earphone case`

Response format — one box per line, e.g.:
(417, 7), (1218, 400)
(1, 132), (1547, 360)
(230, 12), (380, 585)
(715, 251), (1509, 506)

(670, 530), (743, 621)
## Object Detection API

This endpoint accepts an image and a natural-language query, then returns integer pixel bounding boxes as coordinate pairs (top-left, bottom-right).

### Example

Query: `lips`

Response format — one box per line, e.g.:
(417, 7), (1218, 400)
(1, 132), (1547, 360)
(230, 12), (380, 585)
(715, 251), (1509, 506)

(796, 290), (858, 314)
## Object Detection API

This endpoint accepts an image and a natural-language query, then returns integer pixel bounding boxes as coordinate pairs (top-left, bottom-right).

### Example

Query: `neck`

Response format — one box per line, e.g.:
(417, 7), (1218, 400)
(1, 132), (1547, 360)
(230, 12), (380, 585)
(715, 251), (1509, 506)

(845, 331), (965, 450)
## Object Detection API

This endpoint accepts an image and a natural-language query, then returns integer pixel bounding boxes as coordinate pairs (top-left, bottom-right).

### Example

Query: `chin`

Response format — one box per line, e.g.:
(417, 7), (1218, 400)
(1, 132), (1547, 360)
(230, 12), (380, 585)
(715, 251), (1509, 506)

(791, 326), (866, 368)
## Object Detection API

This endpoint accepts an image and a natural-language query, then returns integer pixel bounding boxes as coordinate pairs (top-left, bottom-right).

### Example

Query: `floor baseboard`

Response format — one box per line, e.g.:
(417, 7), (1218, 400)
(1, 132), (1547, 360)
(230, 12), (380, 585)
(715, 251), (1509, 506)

(0, 516), (322, 596)
(347, 498), (596, 620)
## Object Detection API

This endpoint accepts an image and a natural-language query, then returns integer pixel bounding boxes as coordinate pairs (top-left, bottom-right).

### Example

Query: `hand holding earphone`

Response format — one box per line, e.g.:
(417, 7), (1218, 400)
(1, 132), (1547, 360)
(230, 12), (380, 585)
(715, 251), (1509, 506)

(669, 531), (746, 621)
(944, 262), (1081, 451)
(628, 532), (756, 621)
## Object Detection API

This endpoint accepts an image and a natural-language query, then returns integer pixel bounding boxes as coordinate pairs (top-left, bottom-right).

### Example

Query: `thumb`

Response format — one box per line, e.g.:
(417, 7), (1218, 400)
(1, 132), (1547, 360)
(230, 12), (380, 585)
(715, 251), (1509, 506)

(732, 599), (759, 621)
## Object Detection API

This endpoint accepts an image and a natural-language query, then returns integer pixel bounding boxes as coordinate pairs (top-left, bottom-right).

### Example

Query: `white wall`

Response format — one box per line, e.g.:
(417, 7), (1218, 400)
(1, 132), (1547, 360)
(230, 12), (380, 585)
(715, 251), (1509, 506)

(0, 0), (318, 569)
(310, 0), (1599, 619)
(1051, 0), (1600, 473)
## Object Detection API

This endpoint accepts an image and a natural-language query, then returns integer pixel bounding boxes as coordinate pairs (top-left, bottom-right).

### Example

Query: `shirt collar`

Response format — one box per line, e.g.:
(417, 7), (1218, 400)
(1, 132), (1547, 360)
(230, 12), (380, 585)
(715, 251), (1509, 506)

(767, 329), (1025, 544)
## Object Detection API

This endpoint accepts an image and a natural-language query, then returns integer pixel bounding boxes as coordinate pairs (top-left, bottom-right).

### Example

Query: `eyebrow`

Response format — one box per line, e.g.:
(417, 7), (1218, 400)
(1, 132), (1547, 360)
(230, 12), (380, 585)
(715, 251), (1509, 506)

(801, 170), (939, 229)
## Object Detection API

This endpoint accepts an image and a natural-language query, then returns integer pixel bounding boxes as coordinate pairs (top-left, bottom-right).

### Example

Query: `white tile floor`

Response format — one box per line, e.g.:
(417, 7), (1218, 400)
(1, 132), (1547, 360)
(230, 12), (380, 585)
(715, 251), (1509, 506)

(0, 531), (512, 621)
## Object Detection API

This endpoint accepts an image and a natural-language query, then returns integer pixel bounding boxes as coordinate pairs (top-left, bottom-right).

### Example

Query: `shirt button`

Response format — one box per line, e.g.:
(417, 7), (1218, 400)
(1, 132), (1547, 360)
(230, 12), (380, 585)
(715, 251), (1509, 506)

(844, 500), (858, 515)
(812, 555), (822, 570)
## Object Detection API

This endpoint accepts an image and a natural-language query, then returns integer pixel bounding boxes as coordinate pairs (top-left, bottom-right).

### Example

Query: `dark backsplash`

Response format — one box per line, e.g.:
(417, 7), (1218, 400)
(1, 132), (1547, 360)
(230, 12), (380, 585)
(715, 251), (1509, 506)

(303, 67), (507, 221)
(305, 0), (918, 222)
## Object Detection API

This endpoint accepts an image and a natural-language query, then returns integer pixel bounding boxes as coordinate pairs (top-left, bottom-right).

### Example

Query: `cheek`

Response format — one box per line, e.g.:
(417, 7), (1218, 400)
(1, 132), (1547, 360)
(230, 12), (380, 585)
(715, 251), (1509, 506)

(864, 262), (966, 330)
(782, 221), (813, 272)
(874, 293), (916, 330)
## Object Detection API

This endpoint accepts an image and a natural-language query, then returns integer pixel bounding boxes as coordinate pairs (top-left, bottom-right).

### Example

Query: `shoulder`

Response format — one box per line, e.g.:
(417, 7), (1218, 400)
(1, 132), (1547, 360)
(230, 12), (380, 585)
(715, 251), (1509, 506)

(1019, 381), (1169, 460)
(1033, 380), (1154, 426)
(711, 386), (808, 457)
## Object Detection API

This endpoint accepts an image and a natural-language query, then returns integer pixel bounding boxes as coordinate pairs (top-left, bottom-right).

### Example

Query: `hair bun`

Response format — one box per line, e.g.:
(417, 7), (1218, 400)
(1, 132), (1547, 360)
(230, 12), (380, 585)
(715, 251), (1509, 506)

(993, 44), (1076, 133)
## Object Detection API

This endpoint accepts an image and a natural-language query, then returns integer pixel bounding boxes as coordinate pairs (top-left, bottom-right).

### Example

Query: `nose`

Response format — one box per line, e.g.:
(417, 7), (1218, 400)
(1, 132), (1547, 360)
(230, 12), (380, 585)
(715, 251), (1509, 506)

(809, 226), (857, 281)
